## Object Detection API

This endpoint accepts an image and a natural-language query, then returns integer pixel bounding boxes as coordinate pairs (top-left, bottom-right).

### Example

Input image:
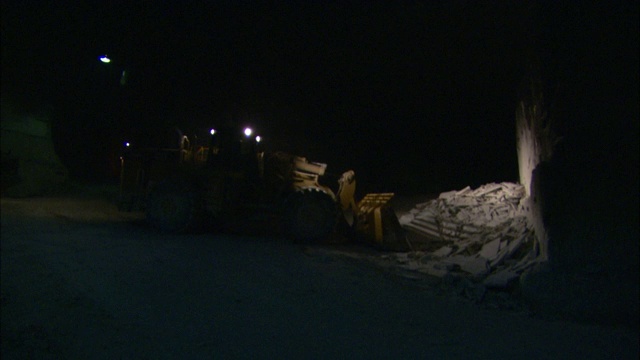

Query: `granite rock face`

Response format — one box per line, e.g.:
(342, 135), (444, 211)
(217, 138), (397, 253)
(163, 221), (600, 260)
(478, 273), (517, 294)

(1, 117), (68, 197)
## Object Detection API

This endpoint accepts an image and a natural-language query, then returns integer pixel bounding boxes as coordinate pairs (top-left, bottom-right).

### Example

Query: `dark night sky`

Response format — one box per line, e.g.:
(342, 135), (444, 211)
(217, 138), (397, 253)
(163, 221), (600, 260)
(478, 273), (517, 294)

(2, 1), (638, 194)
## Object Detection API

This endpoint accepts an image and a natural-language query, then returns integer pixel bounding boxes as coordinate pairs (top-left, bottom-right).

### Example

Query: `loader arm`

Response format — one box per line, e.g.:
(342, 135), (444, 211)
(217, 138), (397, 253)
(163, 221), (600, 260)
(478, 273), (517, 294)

(336, 170), (409, 250)
(337, 170), (357, 209)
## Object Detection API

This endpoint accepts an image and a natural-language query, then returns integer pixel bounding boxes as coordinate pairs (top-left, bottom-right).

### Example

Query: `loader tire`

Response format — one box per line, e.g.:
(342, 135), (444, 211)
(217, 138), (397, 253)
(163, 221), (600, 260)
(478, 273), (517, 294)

(284, 189), (338, 242)
(146, 179), (203, 233)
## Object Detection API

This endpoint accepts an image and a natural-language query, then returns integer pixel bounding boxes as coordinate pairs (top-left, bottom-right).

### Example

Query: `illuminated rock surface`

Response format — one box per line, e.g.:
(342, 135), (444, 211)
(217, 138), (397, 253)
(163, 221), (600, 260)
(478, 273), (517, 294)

(397, 182), (537, 287)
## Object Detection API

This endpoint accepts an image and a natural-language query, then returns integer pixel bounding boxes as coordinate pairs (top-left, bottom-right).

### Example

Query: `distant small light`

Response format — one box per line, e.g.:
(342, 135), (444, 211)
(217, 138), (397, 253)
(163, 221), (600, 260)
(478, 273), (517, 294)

(244, 127), (253, 137)
(99, 55), (111, 63)
(120, 70), (127, 86)
(125, 142), (130, 147)
(255, 136), (262, 143)
(210, 129), (216, 135)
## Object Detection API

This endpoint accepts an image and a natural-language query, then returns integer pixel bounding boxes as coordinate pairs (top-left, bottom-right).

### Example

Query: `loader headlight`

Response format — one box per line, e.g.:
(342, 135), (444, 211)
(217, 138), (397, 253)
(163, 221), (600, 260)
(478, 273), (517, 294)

(244, 127), (253, 137)
(255, 136), (261, 143)
(210, 128), (216, 135)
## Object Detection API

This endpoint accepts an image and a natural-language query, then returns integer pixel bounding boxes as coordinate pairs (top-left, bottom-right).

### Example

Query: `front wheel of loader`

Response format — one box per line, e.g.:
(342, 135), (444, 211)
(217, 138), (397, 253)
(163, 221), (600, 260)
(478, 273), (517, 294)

(146, 179), (203, 233)
(283, 188), (339, 243)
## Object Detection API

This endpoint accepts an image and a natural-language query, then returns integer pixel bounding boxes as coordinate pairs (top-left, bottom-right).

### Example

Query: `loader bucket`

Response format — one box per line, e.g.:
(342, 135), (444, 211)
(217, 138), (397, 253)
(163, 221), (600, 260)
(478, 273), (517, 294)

(356, 193), (411, 251)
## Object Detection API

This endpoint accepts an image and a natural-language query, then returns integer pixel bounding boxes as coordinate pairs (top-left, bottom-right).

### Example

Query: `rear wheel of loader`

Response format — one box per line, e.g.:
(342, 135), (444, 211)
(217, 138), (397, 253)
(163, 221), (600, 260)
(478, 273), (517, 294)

(146, 179), (203, 233)
(284, 189), (339, 242)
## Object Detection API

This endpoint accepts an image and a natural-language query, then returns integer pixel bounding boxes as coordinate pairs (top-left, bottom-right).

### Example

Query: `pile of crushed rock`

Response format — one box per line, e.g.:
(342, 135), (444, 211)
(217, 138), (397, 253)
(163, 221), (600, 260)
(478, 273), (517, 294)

(393, 182), (541, 289)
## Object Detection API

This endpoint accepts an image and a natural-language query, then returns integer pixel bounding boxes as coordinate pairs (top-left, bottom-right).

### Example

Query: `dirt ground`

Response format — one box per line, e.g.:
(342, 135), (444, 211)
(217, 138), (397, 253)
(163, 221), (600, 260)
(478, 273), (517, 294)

(1, 185), (638, 358)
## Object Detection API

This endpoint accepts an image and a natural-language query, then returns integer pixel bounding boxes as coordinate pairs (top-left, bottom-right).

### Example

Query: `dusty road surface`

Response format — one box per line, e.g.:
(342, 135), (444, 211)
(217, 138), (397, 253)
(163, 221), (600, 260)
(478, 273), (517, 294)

(1, 190), (638, 359)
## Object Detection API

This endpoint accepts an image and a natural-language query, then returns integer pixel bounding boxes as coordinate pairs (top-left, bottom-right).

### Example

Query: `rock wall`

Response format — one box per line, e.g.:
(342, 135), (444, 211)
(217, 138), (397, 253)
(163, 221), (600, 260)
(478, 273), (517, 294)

(515, 78), (558, 261)
(1, 115), (68, 197)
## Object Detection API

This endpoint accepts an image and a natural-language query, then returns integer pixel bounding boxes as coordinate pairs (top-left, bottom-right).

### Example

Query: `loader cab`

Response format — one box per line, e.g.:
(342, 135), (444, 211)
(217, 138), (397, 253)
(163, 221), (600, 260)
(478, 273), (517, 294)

(207, 126), (262, 176)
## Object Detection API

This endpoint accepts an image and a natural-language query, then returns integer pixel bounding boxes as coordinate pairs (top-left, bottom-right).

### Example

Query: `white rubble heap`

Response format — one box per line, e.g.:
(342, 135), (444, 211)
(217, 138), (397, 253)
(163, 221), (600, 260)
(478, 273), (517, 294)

(396, 182), (541, 288)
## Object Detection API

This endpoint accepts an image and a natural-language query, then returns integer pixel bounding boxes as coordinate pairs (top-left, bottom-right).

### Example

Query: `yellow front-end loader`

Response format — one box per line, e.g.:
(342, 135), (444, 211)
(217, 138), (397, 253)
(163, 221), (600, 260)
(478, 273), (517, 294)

(118, 126), (408, 250)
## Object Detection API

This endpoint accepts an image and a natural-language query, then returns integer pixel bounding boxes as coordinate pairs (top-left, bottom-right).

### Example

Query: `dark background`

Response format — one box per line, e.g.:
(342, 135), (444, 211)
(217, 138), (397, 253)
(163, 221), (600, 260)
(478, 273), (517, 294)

(1, 1), (638, 196)
(2, 0), (639, 328)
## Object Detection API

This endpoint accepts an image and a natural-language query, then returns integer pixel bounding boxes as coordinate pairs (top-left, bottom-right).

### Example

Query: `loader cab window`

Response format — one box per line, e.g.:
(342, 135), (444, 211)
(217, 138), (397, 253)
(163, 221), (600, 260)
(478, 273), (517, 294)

(158, 128), (184, 150)
(207, 126), (249, 169)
